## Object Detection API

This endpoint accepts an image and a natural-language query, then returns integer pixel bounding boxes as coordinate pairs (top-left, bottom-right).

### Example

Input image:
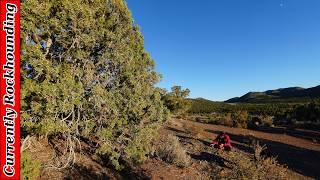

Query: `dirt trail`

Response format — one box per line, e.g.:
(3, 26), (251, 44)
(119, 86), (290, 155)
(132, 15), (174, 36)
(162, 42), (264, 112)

(178, 119), (320, 151)
(165, 118), (320, 179)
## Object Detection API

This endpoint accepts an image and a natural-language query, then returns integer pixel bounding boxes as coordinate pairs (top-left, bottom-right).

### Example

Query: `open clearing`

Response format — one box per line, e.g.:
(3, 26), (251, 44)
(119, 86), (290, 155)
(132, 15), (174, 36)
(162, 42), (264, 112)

(33, 118), (320, 179)
(144, 118), (320, 179)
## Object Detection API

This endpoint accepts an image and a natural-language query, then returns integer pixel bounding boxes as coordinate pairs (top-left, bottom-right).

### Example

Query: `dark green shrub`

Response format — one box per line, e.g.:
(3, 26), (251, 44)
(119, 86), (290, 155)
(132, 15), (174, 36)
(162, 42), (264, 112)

(21, 0), (168, 169)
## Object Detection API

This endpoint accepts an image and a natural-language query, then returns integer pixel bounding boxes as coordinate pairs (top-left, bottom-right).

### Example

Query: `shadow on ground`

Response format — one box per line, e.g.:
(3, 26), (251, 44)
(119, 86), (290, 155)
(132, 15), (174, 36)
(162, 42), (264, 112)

(253, 126), (320, 143)
(65, 164), (111, 180)
(189, 152), (231, 169)
(206, 129), (320, 178)
(165, 126), (187, 134)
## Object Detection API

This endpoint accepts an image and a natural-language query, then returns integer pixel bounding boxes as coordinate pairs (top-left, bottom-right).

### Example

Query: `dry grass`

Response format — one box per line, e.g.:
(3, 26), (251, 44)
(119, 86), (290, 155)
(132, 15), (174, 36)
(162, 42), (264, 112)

(219, 113), (234, 127)
(217, 142), (288, 180)
(196, 142), (288, 179)
(167, 119), (184, 128)
(260, 115), (274, 127)
(155, 134), (191, 168)
(253, 141), (267, 161)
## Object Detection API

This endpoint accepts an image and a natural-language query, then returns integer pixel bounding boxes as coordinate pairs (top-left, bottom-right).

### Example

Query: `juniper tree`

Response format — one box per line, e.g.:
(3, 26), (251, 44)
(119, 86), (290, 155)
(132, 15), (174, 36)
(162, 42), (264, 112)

(21, 0), (168, 169)
(163, 86), (191, 115)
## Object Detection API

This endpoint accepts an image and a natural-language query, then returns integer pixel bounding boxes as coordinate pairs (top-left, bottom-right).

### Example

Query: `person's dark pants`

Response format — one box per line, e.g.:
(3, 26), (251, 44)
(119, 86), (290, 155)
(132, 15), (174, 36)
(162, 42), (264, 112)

(224, 145), (231, 151)
(213, 144), (220, 149)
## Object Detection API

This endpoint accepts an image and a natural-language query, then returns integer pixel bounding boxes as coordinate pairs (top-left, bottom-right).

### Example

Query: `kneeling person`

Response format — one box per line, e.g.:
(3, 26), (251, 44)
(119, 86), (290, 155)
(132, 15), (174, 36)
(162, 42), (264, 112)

(210, 131), (232, 151)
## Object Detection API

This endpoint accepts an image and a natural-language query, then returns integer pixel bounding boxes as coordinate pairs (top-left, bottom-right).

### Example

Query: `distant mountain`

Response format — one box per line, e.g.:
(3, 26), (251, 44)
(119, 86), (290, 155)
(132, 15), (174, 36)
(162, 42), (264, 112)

(225, 85), (320, 103)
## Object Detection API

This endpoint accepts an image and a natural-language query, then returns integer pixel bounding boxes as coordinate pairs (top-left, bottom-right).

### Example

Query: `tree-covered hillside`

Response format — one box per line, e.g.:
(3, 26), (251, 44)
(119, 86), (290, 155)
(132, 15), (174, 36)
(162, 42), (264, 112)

(188, 98), (293, 116)
(226, 86), (320, 103)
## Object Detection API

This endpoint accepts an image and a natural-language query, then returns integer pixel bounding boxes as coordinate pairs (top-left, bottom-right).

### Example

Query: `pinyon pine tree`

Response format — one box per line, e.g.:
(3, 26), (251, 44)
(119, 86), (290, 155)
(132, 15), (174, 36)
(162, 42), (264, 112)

(21, 0), (168, 169)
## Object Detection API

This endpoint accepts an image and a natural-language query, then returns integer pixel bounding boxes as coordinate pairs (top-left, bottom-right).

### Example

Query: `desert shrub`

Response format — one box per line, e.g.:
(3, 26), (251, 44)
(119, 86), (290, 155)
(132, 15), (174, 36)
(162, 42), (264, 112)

(253, 141), (267, 161)
(291, 103), (320, 122)
(155, 134), (191, 167)
(206, 114), (220, 124)
(215, 111), (249, 128)
(221, 148), (287, 179)
(232, 111), (249, 128)
(218, 113), (234, 127)
(206, 140), (287, 179)
(248, 115), (274, 129)
(21, 0), (168, 170)
(189, 114), (215, 124)
(21, 151), (41, 180)
(260, 115), (274, 127)
(247, 116), (261, 129)
(276, 102), (320, 128)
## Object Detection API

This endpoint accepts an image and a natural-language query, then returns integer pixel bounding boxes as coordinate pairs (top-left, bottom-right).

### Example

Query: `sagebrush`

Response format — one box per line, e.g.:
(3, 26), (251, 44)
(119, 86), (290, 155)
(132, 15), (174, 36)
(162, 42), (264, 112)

(155, 134), (191, 168)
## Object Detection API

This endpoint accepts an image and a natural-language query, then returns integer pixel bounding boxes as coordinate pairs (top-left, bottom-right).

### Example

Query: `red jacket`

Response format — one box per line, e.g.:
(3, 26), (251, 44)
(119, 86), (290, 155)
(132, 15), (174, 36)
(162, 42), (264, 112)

(212, 133), (232, 147)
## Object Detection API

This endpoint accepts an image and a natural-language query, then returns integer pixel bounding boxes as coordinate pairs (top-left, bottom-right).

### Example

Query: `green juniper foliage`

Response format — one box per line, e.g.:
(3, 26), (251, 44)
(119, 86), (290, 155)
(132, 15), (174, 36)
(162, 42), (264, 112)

(163, 86), (191, 115)
(21, 0), (168, 169)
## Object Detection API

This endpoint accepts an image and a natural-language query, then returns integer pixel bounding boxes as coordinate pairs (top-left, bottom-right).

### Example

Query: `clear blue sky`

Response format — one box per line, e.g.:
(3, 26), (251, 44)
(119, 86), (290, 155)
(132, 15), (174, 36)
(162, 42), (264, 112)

(126, 0), (320, 101)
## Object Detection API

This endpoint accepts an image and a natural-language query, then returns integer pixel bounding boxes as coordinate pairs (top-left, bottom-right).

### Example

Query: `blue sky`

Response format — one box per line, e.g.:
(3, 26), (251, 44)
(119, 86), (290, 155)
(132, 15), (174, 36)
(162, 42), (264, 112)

(126, 0), (320, 101)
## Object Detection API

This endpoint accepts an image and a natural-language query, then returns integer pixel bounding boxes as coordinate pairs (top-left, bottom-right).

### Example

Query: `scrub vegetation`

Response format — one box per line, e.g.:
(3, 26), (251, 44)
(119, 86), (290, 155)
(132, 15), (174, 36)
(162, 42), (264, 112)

(21, 0), (168, 176)
(20, 0), (319, 179)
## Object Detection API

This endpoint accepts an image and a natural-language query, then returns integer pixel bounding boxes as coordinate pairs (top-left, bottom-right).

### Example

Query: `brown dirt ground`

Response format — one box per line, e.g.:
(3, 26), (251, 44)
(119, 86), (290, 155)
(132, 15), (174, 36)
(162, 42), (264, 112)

(28, 118), (320, 179)
(159, 118), (320, 179)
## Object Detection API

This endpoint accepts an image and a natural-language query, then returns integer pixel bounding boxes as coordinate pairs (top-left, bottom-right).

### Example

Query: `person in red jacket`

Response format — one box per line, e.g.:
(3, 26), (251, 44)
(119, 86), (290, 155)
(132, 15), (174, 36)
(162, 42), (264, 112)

(210, 131), (232, 151)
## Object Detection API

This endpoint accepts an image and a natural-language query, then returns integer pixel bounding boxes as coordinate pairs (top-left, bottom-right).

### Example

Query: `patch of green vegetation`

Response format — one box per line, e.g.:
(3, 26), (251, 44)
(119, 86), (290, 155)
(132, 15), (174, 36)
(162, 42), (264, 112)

(21, 151), (41, 180)
(21, 0), (168, 170)
(189, 98), (295, 116)
(162, 86), (191, 116)
(189, 98), (320, 130)
(275, 102), (320, 129)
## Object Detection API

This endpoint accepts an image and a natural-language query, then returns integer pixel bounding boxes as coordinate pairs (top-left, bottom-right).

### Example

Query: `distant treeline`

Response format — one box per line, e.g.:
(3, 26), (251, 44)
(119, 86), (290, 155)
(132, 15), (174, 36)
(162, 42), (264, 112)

(188, 98), (298, 116)
(188, 98), (320, 130)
